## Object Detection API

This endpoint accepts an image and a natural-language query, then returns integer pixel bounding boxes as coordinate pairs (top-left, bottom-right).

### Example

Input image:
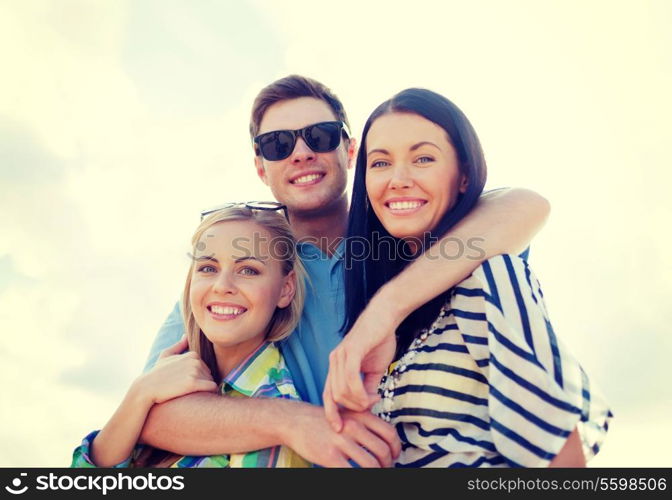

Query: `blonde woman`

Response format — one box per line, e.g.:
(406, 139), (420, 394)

(72, 206), (309, 467)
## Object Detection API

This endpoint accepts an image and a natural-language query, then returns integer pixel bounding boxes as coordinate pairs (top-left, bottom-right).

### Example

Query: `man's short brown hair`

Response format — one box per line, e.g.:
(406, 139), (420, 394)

(249, 75), (350, 140)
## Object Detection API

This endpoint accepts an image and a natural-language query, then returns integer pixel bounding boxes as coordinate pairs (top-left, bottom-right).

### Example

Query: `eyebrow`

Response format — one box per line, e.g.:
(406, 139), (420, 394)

(234, 256), (267, 265)
(195, 255), (218, 263)
(410, 141), (441, 152)
(367, 141), (441, 156)
(195, 255), (267, 265)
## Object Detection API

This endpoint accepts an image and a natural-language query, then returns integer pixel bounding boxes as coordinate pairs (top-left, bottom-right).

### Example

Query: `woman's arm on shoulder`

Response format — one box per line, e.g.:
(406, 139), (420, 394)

(88, 378), (158, 467)
(90, 336), (217, 467)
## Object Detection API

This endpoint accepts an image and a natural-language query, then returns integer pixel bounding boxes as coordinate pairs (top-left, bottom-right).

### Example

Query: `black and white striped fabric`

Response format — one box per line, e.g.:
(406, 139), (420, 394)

(375, 254), (612, 467)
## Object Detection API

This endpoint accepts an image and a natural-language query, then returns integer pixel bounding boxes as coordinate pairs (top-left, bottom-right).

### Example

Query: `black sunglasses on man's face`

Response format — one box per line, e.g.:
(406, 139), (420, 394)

(254, 121), (350, 162)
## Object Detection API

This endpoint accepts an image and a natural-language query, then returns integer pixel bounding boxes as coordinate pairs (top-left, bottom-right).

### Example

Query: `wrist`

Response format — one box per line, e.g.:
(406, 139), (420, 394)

(370, 281), (413, 328)
(276, 400), (313, 448)
(127, 375), (157, 410)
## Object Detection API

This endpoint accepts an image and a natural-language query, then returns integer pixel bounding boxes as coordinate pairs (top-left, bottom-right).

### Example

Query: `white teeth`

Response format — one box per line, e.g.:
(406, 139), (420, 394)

(210, 305), (245, 315)
(388, 201), (424, 210)
(292, 173), (322, 184)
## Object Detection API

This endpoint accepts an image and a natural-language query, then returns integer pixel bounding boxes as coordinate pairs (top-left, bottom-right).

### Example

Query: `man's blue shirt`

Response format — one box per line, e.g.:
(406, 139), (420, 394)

(143, 240), (345, 406)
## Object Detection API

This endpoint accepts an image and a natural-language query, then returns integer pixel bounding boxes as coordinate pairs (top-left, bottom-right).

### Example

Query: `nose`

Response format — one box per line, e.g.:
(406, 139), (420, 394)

(212, 270), (238, 296)
(389, 164), (414, 190)
(290, 137), (316, 164)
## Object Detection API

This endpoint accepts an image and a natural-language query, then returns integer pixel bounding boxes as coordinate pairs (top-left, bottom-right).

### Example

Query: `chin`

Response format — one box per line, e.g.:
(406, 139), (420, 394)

(296, 197), (339, 214)
(203, 329), (237, 343)
(386, 225), (426, 241)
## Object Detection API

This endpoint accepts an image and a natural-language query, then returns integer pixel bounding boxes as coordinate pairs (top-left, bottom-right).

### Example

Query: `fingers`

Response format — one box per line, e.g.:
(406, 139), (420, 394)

(332, 457), (352, 468)
(321, 450), (352, 468)
(343, 345), (370, 409)
(193, 379), (219, 394)
(335, 433), (380, 468)
(194, 358), (214, 381)
(323, 381), (343, 432)
(152, 364), (218, 404)
(160, 348), (214, 383)
(330, 349), (353, 409)
(322, 456), (351, 468)
(158, 334), (188, 359)
(321, 401), (401, 468)
(362, 372), (384, 408)
(187, 357), (216, 386)
(348, 411), (401, 460)
(328, 344), (369, 413)
(341, 418), (392, 467)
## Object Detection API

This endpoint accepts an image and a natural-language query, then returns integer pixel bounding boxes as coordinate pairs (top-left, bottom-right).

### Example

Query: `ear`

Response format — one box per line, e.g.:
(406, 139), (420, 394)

(346, 137), (357, 170)
(276, 270), (296, 309)
(255, 154), (269, 185)
(459, 175), (469, 194)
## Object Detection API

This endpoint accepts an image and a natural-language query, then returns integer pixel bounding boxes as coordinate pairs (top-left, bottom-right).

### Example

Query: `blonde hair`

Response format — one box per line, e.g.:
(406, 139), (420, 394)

(181, 207), (306, 381)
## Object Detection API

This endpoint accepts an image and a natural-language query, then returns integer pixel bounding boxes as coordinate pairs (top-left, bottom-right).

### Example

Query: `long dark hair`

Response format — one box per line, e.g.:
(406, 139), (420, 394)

(343, 88), (487, 356)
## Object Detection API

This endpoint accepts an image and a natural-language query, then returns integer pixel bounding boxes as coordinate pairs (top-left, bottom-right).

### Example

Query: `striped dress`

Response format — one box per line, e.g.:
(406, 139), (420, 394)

(72, 342), (310, 468)
(373, 254), (612, 467)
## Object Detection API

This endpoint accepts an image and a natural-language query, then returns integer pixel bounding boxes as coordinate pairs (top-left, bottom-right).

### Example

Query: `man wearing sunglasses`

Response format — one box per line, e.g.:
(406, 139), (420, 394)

(140, 75), (549, 467)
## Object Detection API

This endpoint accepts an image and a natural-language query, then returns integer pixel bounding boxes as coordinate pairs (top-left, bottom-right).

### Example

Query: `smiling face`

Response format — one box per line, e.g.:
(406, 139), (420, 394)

(189, 220), (295, 376)
(365, 112), (467, 244)
(254, 97), (354, 216)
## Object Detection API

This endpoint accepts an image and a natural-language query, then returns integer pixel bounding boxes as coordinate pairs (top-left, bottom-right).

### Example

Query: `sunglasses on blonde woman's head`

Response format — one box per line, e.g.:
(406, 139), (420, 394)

(200, 201), (288, 221)
(253, 121), (350, 162)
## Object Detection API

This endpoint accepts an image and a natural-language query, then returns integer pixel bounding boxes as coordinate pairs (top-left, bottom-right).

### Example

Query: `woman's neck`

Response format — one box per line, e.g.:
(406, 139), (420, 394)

(213, 337), (266, 381)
